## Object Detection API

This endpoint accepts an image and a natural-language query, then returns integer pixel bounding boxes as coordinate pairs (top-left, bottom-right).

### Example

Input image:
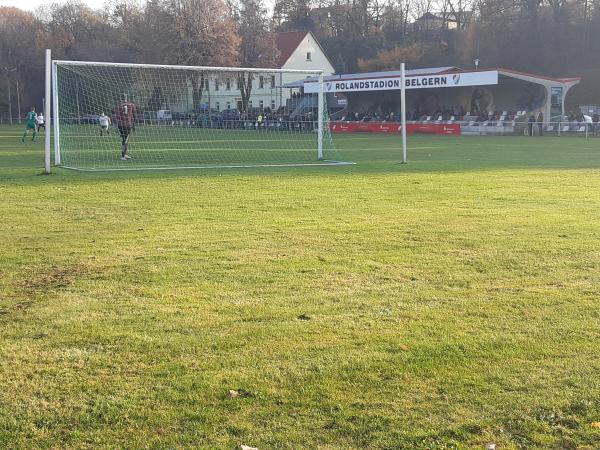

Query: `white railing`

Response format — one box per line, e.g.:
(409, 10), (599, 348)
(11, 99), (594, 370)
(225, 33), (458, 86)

(398, 116), (598, 137)
(456, 120), (598, 137)
(0, 117), (23, 125)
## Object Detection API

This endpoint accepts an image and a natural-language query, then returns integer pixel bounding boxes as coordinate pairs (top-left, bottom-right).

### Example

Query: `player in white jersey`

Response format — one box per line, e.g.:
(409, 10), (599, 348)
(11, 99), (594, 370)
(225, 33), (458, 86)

(99, 113), (111, 136)
(36, 113), (45, 132)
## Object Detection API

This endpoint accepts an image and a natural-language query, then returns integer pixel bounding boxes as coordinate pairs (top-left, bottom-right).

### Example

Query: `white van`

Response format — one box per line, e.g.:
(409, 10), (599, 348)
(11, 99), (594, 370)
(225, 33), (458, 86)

(157, 109), (172, 121)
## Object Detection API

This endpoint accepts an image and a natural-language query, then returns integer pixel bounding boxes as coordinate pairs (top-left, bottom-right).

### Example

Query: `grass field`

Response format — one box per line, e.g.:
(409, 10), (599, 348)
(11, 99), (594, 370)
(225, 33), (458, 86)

(1, 124), (600, 449)
(57, 124), (346, 170)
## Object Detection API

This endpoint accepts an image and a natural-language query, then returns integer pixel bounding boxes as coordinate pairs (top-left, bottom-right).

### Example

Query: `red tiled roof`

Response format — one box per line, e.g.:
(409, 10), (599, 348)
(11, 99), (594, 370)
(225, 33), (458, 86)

(276, 31), (308, 67)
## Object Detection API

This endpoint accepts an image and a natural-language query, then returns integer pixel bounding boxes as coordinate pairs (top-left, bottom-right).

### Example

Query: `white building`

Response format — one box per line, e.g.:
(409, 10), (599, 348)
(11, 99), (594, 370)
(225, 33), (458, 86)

(170, 31), (335, 114)
(276, 30), (335, 75)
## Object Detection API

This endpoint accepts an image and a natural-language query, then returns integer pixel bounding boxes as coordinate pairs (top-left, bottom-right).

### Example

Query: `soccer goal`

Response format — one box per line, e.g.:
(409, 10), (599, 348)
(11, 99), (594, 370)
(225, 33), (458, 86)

(48, 57), (353, 171)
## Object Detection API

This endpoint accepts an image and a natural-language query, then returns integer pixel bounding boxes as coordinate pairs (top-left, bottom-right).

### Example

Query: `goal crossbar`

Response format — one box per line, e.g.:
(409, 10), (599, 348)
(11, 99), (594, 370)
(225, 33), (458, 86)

(52, 60), (325, 75)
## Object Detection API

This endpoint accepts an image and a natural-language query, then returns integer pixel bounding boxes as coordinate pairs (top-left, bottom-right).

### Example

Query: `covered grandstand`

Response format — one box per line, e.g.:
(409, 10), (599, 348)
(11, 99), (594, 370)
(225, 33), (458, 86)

(288, 66), (584, 136)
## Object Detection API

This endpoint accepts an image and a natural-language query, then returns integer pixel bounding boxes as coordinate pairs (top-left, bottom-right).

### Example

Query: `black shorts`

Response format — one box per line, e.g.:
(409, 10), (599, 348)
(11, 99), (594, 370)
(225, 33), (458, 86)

(118, 125), (132, 142)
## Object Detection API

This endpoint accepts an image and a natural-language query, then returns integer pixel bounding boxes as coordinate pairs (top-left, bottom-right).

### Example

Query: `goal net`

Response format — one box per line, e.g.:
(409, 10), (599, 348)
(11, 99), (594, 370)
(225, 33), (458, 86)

(52, 61), (352, 170)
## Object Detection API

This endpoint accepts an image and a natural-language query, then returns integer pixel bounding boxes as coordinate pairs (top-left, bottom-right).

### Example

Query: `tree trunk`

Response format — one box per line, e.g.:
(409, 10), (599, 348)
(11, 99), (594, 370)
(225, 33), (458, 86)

(239, 72), (253, 112)
(190, 73), (205, 111)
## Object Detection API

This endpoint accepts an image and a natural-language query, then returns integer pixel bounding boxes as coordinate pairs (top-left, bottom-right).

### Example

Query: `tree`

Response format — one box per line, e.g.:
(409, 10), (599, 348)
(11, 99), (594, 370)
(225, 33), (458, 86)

(273, 0), (315, 31)
(153, 0), (241, 110)
(0, 7), (44, 116)
(39, 2), (123, 62)
(381, 0), (411, 43)
(357, 42), (447, 71)
(236, 0), (279, 111)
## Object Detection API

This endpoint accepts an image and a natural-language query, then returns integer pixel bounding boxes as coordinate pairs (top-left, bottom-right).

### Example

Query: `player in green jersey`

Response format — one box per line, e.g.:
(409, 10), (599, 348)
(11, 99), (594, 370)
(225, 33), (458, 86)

(22, 106), (37, 142)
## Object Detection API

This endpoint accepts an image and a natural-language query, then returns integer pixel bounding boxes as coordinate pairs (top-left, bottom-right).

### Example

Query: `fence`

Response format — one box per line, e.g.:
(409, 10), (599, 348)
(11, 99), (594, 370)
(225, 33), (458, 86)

(459, 120), (599, 137)
(329, 115), (600, 138)
(0, 117), (53, 126)
(2, 115), (600, 138)
(0, 117), (23, 125)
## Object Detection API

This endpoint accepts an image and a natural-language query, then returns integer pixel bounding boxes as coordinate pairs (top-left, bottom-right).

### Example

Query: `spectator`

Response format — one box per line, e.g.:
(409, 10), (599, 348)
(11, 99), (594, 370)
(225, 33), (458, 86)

(584, 113), (593, 133)
(537, 110), (544, 136)
(454, 105), (466, 117)
(528, 113), (536, 136)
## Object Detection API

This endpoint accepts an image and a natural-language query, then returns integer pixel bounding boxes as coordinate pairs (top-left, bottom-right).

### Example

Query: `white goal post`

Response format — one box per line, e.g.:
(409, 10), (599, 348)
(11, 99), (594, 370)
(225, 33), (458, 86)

(45, 50), (352, 171)
(400, 62), (407, 164)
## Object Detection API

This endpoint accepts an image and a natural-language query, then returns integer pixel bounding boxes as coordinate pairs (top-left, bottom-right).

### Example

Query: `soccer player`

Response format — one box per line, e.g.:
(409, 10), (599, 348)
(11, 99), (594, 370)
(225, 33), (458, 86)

(99, 112), (111, 136)
(115, 97), (137, 160)
(36, 112), (45, 133)
(22, 106), (37, 142)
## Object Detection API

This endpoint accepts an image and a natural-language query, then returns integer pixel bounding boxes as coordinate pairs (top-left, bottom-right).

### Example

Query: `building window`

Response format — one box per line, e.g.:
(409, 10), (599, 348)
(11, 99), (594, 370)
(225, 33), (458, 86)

(306, 52), (312, 61)
(237, 78), (242, 90)
(226, 78), (231, 90)
(204, 78), (209, 90)
(271, 75), (276, 88)
(259, 100), (264, 110)
(248, 100), (253, 109)
(215, 80), (219, 91)
(271, 100), (276, 111)
(216, 102), (220, 111)
(226, 101), (231, 109)
(259, 76), (264, 89)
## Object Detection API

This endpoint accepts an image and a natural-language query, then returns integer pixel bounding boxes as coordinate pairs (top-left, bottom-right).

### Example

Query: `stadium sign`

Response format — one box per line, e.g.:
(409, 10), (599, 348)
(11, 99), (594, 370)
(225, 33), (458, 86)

(304, 70), (498, 93)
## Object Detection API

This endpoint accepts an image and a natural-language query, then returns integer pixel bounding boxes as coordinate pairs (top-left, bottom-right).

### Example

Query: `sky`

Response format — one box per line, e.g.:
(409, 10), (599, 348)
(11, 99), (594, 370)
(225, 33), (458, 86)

(0, 0), (276, 11)
(0, 0), (102, 10)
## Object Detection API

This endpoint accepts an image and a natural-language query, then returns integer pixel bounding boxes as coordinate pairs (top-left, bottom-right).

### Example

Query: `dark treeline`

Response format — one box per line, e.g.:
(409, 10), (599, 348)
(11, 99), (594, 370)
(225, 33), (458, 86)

(1, 0), (599, 116)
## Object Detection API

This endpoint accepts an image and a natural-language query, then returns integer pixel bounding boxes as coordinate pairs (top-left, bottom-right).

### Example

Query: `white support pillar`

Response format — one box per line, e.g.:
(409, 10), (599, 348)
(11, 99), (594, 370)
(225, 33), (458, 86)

(52, 60), (60, 165)
(400, 63), (407, 164)
(44, 49), (51, 174)
(317, 72), (324, 160)
(543, 85), (552, 126)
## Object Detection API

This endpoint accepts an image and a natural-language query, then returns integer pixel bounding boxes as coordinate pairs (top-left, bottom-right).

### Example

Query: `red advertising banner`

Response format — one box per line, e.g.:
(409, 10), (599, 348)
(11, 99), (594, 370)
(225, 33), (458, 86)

(330, 121), (461, 135)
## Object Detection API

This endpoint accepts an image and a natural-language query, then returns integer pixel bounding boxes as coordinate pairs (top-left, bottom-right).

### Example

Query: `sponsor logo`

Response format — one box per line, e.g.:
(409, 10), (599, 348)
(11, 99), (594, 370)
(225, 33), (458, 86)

(452, 74), (461, 85)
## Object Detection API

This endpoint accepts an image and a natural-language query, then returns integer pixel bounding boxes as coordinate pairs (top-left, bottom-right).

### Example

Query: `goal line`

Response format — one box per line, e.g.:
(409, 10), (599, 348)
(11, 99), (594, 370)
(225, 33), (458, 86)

(61, 160), (355, 172)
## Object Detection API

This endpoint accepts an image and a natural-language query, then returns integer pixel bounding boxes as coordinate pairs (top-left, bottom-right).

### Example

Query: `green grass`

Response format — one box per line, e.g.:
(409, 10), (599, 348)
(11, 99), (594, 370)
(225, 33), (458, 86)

(57, 124), (345, 170)
(1, 125), (600, 449)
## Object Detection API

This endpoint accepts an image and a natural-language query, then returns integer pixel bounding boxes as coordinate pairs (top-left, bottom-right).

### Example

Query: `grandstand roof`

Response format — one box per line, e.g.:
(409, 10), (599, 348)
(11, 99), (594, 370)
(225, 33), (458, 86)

(495, 67), (581, 85)
(286, 66), (580, 88)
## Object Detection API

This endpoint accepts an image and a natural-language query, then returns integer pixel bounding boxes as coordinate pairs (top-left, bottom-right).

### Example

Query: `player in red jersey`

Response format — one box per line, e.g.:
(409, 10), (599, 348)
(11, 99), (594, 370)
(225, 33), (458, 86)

(115, 97), (137, 160)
